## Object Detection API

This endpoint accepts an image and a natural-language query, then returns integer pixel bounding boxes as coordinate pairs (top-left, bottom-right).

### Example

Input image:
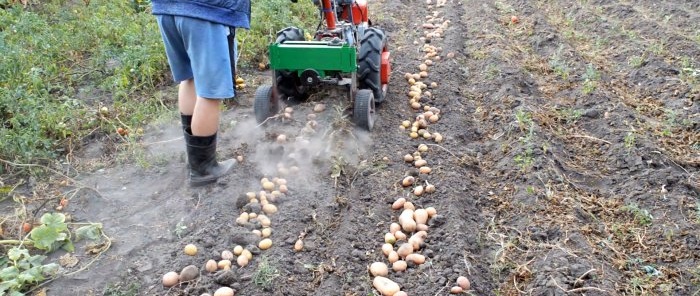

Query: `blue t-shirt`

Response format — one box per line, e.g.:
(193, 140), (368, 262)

(152, 0), (251, 29)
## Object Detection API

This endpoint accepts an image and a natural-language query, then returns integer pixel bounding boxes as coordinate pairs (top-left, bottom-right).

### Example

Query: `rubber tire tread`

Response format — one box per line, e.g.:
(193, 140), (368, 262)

(254, 85), (276, 124)
(358, 27), (386, 103)
(353, 89), (375, 131)
(275, 27), (306, 99)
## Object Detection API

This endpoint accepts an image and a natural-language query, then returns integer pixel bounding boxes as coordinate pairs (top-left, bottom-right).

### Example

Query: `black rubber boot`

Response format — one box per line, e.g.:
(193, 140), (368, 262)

(181, 114), (192, 131)
(184, 129), (235, 187)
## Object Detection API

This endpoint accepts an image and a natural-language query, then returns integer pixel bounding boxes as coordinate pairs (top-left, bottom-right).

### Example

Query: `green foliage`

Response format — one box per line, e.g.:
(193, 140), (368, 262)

(0, 247), (59, 295)
(0, 1), (169, 167)
(103, 282), (140, 296)
(29, 213), (72, 252)
(253, 256), (279, 289)
(623, 202), (653, 226)
(238, 0), (318, 66)
(582, 63), (599, 94)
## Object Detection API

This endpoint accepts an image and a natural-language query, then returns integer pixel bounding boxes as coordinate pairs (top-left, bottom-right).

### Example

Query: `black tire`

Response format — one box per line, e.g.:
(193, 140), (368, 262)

(358, 27), (387, 104)
(353, 89), (375, 131)
(254, 85), (278, 124)
(274, 27), (308, 101)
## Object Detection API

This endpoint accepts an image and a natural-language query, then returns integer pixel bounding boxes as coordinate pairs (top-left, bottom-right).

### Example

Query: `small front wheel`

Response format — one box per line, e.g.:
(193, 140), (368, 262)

(254, 85), (278, 124)
(353, 89), (375, 131)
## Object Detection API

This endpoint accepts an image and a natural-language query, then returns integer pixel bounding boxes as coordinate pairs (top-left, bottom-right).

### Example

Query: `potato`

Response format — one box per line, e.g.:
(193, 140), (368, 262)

(409, 132), (419, 139)
(457, 276), (471, 290)
(294, 239), (304, 252)
(382, 243), (393, 256)
(263, 204), (278, 215)
(242, 249), (253, 260)
(394, 230), (407, 241)
(252, 229), (262, 237)
(373, 276), (401, 296)
(249, 212), (257, 218)
(246, 192), (256, 199)
(262, 181), (275, 191)
(411, 102), (421, 109)
(419, 166), (432, 174)
(214, 287), (235, 296)
(392, 260), (408, 272)
(414, 185), (424, 196)
(404, 72), (412, 80)
(450, 286), (463, 294)
(426, 207), (437, 217)
(413, 209), (429, 224)
(279, 184), (288, 194)
(397, 243), (413, 258)
(162, 271), (179, 287)
(369, 262), (389, 276)
(179, 265), (199, 282)
(406, 254), (426, 265)
(414, 159), (427, 168)
(416, 223), (429, 231)
(390, 222), (401, 234)
(430, 82), (438, 88)
(403, 202), (416, 211)
(423, 132), (432, 139)
(447, 52), (455, 58)
(412, 73), (421, 80)
(384, 232), (397, 244)
(313, 103), (326, 112)
(258, 215), (271, 227)
(419, 64), (428, 71)
(392, 197), (407, 210)
(218, 260), (231, 270)
(237, 254), (249, 267)
(205, 259), (218, 272)
(221, 250), (234, 261)
(429, 114), (439, 123)
(231, 246), (242, 256)
(401, 176), (415, 187)
(418, 144), (428, 152)
(262, 227), (272, 238)
(403, 154), (414, 162)
(388, 251), (399, 264)
(420, 71), (428, 78)
(394, 292), (408, 296)
(425, 184), (436, 193)
(433, 133), (443, 143)
(184, 244), (197, 256)
(259, 238), (273, 250)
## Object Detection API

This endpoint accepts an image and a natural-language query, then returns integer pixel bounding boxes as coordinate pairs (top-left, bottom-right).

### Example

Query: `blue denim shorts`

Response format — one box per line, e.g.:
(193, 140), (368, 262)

(156, 15), (237, 99)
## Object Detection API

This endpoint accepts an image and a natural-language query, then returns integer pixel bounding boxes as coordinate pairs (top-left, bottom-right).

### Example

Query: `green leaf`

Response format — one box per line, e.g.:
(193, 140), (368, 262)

(0, 266), (19, 281)
(39, 213), (67, 231)
(9, 290), (24, 296)
(41, 263), (59, 276)
(0, 279), (19, 293)
(18, 266), (44, 284)
(30, 225), (60, 251)
(26, 255), (47, 268)
(7, 247), (29, 261)
(62, 240), (75, 252)
(75, 224), (102, 241)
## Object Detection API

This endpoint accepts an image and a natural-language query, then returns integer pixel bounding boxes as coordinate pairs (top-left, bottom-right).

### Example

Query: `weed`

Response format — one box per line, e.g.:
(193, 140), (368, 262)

(549, 47), (571, 80)
(582, 64), (599, 94)
(514, 147), (534, 171)
(624, 132), (636, 151)
(628, 55), (645, 68)
(515, 110), (533, 131)
(174, 219), (187, 239)
(557, 108), (583, 124)
(103, 282), (140, 296)
(486, 63), (500, 79)
(623, 202), (653, 226)
(650, 40), (666, 55)
(253, 257), (280, 289)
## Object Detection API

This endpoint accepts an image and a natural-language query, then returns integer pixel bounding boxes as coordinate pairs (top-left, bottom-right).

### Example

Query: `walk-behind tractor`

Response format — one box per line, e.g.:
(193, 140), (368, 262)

(253, 0), (391, 130)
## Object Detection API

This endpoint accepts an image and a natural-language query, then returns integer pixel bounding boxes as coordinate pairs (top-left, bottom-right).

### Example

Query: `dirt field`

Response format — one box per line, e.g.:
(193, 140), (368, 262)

(28, 0), (700, 295)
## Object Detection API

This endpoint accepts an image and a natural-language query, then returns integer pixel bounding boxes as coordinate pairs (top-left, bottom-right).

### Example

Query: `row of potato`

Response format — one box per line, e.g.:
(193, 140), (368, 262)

(370, 1), (472, 295)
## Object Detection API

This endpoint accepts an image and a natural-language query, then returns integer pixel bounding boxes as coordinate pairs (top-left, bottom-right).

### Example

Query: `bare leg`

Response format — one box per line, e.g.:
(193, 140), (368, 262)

(191, 96), (220, 136)
(178, 79), (196, 116)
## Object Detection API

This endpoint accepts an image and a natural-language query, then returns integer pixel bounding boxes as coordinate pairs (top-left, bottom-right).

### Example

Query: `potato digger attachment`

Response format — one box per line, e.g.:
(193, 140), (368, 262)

(254, 0), (391, 130)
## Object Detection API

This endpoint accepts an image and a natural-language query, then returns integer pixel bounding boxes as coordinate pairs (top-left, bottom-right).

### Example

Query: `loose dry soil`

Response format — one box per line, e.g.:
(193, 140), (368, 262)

(8, 0), (700, 295)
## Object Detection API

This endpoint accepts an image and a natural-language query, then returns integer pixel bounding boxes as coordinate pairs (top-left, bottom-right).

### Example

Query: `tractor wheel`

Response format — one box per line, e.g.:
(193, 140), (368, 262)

(254, 85), (278, 124)
(358, 27), (387, 104)
(353, 89), (375, 131)
(275, 27), (308, 102)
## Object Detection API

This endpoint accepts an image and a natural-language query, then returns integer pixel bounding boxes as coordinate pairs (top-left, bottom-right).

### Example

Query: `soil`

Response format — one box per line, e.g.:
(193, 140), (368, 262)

(6, 0), (699, 295)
